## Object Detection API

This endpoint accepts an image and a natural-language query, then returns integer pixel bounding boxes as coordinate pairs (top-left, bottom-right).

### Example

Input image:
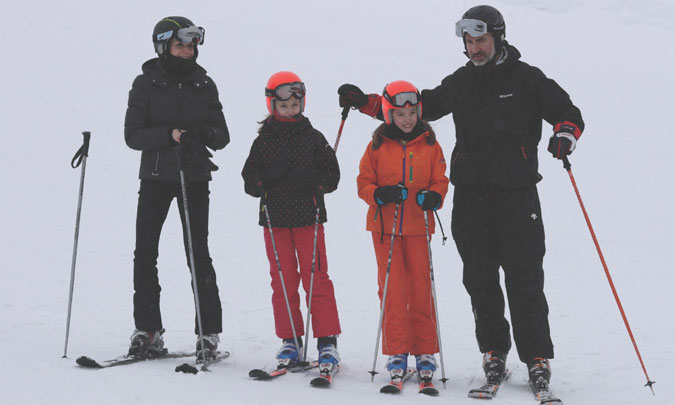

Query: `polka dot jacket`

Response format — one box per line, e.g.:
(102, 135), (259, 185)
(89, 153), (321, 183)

(242, 116), (340, 228)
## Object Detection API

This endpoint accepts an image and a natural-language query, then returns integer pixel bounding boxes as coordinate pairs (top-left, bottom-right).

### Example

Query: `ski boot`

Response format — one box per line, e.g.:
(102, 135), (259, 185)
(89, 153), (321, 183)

(276, 338), (301, 369)
(527, 357), (552, 390)
(415, 354), (437, 382)
(317, 341), (340, 376)
(386, 353), (409, 379)
(482, 350), (507, 384)
(196, 333), (219, 362)
(128, 328), (165, 357)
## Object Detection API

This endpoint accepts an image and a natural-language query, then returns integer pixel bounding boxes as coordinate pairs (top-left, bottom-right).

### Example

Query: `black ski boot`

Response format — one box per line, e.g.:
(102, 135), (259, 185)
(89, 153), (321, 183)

(128, 328), (165, 357)
(196, 334), (219, 362)
(527, 357), (552, 390)
(482, 350), (507, 384)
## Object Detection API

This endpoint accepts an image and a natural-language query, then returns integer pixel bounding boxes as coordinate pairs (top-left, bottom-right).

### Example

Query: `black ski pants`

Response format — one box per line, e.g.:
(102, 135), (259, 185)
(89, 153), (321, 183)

(451, 185), (553, 363)
(133, 179), (222, 335)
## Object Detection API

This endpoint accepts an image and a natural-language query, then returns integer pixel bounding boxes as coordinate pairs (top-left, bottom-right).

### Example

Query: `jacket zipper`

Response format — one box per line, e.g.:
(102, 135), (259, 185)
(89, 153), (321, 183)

(399, 141), (406, 235)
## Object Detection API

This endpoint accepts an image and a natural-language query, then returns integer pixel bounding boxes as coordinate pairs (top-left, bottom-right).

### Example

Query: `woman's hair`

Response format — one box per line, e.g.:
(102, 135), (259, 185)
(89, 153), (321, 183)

(371, 120), (436, 150)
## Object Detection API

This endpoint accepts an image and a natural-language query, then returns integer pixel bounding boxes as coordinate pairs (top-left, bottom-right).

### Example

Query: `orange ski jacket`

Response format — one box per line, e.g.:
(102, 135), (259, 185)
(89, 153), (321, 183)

(357, 123), (449, 236)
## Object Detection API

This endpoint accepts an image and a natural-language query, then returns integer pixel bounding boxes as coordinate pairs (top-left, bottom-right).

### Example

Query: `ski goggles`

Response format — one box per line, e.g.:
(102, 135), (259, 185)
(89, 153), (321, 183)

(156, 25), (205, 45)
(383, 90), (420, 108)
(455, 18), (489, 38)
(265, 82), (306, 101)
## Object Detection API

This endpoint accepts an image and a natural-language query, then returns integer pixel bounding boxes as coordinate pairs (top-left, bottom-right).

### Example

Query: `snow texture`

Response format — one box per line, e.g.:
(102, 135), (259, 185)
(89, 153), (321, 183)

(1, 0), (673, 404)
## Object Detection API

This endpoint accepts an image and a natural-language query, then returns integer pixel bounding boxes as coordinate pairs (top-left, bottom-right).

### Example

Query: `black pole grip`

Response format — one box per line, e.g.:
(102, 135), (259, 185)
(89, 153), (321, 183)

(81, 131), (91, 157)
(341, 105), (350, 121)
(71, 131), (92, 168)
(562, 155), (571, 171)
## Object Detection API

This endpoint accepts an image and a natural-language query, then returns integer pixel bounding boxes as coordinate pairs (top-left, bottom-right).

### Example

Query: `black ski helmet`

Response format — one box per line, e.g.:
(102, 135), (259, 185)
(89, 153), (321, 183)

(152, 16), (205, 58)
(457, 5), (506, 47)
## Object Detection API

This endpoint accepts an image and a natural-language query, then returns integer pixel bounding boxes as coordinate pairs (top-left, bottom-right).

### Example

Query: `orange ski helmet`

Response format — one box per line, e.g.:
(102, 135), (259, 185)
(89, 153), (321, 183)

(265, 71), (306, 114)
(381, 80), (422, 125)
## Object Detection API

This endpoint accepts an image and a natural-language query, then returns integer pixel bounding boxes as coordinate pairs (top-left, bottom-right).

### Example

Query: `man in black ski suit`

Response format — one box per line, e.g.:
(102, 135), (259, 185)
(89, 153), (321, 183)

(338, 5), (584, 388)
(124, 16), (229, 361)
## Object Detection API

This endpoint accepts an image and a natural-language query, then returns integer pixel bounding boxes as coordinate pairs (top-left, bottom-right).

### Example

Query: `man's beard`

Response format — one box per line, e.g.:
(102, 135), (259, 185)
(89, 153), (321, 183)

(470, 46), (496, 66)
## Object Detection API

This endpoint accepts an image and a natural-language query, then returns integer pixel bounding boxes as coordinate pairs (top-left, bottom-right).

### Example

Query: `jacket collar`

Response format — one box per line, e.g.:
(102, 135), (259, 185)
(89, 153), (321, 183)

(465, 41), (521, 71)
(372, 121), (436, 149)
(141, 58), (209, 88)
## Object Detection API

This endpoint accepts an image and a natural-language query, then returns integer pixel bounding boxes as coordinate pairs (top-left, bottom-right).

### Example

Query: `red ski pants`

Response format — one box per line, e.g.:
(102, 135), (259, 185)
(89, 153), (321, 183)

(264, 224), (341, 340)
(372, 232), (438, 355)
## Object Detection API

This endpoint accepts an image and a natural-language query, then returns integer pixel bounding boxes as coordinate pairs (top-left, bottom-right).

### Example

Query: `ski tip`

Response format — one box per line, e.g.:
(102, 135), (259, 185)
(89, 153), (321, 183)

(75, 356), (103, 368)
(310, 377), (331, 388)
(175, 363), (199, 374)
(419, 387), (439, 396)
(248, 369), (265, 378)
(380, 385), (401, 394)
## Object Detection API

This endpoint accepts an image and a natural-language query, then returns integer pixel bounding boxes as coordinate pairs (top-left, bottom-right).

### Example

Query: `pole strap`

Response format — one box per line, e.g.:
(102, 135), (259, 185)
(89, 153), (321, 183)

(71, 131), (91, 168)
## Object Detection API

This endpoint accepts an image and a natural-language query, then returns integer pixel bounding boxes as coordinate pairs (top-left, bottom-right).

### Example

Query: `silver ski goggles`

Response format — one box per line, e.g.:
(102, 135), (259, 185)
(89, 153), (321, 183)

(156, 25), (205, 45)
(455, 18), (489, 38)
(265, 82), (306, 100)
(383, 91), (420, 108)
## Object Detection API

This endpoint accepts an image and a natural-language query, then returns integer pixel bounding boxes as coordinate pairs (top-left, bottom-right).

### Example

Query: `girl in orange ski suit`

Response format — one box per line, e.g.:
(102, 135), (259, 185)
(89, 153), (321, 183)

(357, 99), (449, 359)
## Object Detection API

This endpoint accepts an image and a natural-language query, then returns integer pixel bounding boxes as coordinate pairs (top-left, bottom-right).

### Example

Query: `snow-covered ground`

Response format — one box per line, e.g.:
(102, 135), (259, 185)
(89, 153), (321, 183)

(2, 0), (674, 403)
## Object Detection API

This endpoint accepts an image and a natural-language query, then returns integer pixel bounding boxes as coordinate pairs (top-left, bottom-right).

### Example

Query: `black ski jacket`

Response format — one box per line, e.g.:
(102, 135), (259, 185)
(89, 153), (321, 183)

(241, 116), (340, 228)
(421, 43), (584, 188)
(124, 58), (229, 182)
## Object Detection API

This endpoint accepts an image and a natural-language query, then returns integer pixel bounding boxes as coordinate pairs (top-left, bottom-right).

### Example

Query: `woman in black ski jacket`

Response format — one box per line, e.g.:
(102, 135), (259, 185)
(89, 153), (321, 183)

(123, 16), (229, 362)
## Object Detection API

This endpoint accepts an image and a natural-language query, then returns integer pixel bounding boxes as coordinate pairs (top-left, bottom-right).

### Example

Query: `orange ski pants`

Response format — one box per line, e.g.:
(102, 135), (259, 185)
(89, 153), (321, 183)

(372, 232), (438, 355)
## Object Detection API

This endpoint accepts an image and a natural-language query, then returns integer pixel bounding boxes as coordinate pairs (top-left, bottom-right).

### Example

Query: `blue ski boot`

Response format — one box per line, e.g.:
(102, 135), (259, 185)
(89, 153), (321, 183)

(318, 343), (340, 367)
(415, 354), (437, 381)
(276, 339), (301, 368)
(386, 353), (409, 379)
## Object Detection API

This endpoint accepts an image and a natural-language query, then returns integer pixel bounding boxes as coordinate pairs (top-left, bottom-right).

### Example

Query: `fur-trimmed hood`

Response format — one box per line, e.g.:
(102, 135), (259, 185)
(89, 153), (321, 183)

(371, 121), (436, 150)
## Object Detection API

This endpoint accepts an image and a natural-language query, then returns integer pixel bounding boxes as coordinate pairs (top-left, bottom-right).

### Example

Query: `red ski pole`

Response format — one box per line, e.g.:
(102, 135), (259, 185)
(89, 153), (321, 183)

(562, 156), (655, 394)
(333, 106), (350, 152)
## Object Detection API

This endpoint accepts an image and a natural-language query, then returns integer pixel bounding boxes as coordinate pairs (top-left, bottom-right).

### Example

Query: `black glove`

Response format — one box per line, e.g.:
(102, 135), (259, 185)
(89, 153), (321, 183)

(547, 122), (579, 159)
(262, 158), (292, 188)
(416, 190), (442, 211)
(338, 84), (368, 108)
(288, 168), (321, 189)
(187, 124), (212, 144)
(180, 133), (219, 171)
(374, 184), (408, 206)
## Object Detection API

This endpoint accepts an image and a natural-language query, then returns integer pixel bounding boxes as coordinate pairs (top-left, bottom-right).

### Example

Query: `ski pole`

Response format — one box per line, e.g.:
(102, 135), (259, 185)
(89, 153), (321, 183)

(423, 210), (448, 388)
(333, 106), (350, 152)
(63, 131), (91, 358)
(562, 156), (655, 394)
(369, 203), (400, 381)
(262, 196), (305, 365)
(302, 190), (324, 362)
(174, 146), (208, 365)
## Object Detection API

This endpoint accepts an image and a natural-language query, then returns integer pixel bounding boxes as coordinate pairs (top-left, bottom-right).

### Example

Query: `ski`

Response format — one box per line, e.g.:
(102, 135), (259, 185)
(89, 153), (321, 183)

(418, 370), (439, 396)
(174, 350), (231, 374)
(380, 368), (416, 394)
(468, 369), (512, 399)
(76, 349), (193, 369)
(249, 360), (319, 381)
(530, 380), (563, 404)
(310, 362), (340, 387)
